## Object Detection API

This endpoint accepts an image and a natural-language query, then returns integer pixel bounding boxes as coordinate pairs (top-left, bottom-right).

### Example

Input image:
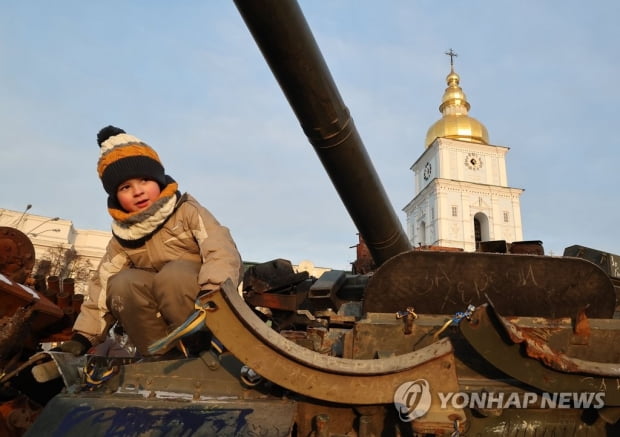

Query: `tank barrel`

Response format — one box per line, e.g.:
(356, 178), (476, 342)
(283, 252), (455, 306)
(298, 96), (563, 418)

(233, 0), (412, 266)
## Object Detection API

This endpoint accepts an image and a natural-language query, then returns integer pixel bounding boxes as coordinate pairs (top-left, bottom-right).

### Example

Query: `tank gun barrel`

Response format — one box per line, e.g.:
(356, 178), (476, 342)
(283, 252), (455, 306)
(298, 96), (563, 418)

(233, 0), (412, 266)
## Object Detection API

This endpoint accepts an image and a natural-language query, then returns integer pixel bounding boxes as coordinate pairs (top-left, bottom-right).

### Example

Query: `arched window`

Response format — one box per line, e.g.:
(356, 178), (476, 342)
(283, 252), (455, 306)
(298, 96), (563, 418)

(419, 221), (426, 246)
(473, 213), (490, 249)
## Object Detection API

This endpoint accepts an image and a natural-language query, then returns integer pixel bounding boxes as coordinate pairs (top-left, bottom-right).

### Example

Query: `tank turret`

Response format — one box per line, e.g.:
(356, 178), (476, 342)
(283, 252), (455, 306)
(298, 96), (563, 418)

(9, 2), (620, 436)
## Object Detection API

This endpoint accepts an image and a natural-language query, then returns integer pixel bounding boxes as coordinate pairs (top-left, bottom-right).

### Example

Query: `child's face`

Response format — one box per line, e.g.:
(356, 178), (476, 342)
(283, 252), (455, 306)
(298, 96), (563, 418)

(116, 178), (162, 212)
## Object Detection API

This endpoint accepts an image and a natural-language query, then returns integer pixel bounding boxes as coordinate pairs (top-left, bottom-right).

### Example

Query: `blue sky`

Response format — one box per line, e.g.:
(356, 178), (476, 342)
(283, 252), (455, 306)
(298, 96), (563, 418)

(1, 1), (618, 270)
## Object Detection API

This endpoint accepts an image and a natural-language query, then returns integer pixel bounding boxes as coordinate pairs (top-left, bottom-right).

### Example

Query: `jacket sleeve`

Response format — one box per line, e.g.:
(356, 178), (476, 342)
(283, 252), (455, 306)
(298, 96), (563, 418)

(72, 238), (130, 343)
(184, 197), (243, 292)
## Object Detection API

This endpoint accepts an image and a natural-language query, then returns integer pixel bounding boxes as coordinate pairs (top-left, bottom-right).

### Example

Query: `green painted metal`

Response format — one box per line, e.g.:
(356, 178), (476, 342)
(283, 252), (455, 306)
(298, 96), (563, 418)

(460, 303), (620, 406)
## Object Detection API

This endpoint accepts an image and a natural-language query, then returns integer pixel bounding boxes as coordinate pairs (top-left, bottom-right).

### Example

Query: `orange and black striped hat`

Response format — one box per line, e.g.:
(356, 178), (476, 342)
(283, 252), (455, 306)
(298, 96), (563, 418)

(96, 125), (167, 195)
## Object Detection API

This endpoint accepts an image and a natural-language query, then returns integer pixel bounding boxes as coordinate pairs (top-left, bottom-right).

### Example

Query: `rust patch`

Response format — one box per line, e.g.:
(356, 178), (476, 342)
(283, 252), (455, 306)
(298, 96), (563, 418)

(488, 302), (620, 377)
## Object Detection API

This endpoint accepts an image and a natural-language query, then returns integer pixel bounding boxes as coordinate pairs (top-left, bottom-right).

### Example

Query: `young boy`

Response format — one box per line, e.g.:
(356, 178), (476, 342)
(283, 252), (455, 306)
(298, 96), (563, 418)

(64, 125), (242, 358)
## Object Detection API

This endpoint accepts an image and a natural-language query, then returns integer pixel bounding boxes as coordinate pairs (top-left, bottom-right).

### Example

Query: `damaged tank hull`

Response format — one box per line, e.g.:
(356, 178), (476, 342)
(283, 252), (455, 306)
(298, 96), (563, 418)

(4, 0), (620, 435)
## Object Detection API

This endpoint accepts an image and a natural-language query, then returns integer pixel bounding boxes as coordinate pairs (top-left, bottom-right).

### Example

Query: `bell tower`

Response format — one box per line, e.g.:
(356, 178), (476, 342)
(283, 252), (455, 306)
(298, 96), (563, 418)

(403, 50), (524, 251)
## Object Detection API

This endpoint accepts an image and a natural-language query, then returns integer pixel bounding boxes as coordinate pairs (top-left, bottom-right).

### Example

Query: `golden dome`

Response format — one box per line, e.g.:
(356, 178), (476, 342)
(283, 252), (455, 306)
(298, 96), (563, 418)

(425, 66), (489, 148)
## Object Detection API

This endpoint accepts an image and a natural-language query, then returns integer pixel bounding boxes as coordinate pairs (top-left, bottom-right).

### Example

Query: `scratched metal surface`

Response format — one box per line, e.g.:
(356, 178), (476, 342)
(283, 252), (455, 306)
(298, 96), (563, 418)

(363, 251), (616, 318)
(460, 303), (620, 406)
(25, 395), (296, 437)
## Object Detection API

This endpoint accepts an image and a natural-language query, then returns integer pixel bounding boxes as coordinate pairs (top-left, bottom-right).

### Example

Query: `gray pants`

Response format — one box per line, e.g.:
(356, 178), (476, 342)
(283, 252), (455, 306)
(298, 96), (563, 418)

(106, 259), (201, 356)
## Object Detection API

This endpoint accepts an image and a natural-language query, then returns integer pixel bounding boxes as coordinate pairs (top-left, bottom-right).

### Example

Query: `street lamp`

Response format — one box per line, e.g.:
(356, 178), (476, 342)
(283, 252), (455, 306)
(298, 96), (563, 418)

(26, 217), (60, 235)
(29, 228), (61, 238)
(13, 204), (33, 228)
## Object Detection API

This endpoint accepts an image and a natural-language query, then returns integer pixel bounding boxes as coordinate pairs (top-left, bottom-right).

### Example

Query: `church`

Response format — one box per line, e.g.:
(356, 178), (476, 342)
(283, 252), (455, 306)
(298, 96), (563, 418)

(403, 50), (524, 251)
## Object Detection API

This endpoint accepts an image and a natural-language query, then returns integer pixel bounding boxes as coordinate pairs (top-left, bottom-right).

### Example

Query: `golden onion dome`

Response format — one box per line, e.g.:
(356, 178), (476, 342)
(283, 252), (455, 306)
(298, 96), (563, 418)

(425, 64), (489, 148)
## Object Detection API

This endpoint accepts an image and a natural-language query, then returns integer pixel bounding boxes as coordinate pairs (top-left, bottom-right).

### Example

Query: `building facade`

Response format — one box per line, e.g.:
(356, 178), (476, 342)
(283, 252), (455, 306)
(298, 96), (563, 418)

(403, 56), (524, 251)
(0, 208), (110, 293)
(0, 207), (331, 293)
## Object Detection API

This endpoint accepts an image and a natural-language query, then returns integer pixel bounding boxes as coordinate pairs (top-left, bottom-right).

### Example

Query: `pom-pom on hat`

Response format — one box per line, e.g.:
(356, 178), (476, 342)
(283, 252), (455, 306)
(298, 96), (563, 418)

(96, 125), (167, 195)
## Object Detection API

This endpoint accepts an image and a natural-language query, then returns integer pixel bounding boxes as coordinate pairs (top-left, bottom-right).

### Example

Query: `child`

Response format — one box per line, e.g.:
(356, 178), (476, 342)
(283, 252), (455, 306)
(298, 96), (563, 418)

(64, 125), (242, 358)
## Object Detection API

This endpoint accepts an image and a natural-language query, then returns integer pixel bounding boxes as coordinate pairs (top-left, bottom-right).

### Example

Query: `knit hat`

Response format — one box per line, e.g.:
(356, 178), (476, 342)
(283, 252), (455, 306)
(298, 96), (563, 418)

(96, 126), (181, 245)
(97, 125), (167, 195)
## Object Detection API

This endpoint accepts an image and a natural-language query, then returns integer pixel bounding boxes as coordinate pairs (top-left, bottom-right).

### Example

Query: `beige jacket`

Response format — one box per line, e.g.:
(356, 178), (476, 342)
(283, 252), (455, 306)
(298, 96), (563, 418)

(73, 193), (242, 343)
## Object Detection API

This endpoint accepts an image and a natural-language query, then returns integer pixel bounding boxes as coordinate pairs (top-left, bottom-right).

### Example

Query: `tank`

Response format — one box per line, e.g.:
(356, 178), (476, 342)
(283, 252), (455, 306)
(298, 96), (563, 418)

(2, 1), (620, 436)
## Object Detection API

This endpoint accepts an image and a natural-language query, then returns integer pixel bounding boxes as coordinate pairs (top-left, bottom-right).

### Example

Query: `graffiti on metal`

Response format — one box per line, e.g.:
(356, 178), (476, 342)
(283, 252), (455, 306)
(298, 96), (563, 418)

(42, 405), (290, 437)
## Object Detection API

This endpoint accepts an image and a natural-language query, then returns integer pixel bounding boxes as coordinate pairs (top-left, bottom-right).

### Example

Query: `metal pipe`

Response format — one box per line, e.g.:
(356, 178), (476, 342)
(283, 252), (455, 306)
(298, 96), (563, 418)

(233, 0), (412, 266)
